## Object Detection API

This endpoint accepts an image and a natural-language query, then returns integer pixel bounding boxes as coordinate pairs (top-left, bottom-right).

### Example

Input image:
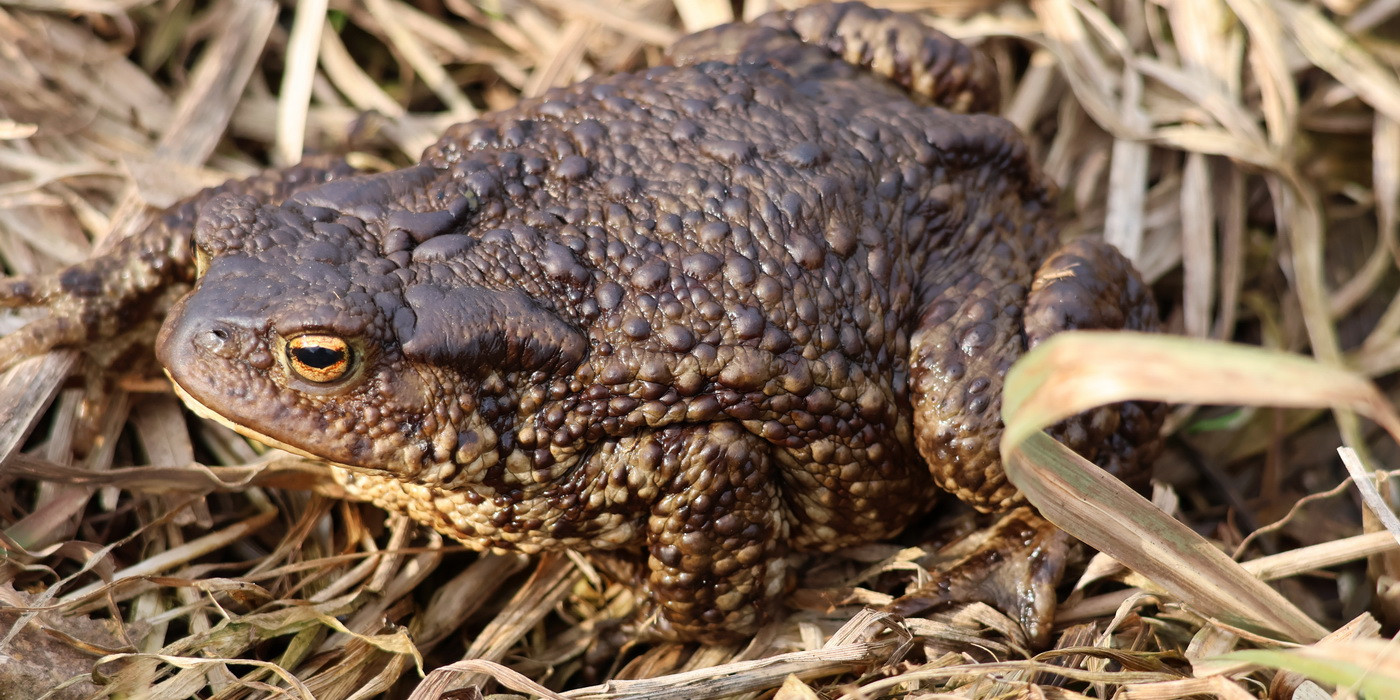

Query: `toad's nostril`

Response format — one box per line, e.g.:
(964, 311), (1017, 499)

(194, 325), (236, 357)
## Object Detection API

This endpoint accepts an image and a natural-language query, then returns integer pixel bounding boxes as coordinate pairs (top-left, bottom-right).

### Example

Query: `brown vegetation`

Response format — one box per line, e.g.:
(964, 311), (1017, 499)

(2, 0), (1399, 697)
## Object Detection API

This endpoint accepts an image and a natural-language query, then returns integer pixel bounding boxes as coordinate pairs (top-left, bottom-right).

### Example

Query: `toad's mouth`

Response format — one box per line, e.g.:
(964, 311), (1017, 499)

(165, 371), (362, 472)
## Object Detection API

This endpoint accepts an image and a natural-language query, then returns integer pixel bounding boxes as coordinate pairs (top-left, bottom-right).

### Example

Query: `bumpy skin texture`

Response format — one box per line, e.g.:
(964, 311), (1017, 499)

(3, 3), (1163, 642)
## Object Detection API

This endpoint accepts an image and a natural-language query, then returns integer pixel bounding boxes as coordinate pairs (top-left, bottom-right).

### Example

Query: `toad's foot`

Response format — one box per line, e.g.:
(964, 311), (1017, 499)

(885, 506), (1071, 647)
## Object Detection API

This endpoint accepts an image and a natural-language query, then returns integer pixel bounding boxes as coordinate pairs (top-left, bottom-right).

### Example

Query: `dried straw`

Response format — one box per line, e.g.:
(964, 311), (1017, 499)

(2, 0), (1400, 697)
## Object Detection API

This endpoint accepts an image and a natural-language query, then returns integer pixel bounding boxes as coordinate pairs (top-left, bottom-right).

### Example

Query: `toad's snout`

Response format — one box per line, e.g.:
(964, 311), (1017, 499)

(154, 292), (199, 371)
(155, 290), (271, 381)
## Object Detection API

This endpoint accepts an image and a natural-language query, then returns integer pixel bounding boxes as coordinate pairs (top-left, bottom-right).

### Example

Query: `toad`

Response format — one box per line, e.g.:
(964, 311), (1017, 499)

(0, 2), (1162, 642)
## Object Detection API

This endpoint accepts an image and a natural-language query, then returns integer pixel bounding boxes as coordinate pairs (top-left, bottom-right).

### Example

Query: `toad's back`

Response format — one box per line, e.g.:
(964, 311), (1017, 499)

(365, 18), (1065, 550)
(2, 2), (1163, 641)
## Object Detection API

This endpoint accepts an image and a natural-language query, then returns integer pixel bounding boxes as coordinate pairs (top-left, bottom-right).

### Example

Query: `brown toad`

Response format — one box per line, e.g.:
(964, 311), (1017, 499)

(1, 2), (1162, 642)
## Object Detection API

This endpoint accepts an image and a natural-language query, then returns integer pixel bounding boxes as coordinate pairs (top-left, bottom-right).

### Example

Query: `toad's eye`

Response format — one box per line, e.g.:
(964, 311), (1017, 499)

(287, 334), (352, 383)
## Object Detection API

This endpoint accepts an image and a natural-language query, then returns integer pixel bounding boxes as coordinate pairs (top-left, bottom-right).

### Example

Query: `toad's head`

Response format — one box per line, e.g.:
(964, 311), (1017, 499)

(156, 164), (587, 485)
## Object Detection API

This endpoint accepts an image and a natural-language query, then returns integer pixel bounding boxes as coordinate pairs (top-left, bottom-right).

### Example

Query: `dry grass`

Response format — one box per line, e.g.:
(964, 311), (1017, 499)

(1, 0), (1399, 697)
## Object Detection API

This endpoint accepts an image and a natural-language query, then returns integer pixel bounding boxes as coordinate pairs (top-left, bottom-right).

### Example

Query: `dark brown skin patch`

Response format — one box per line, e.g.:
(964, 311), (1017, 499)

(1, 2), (1164, 642)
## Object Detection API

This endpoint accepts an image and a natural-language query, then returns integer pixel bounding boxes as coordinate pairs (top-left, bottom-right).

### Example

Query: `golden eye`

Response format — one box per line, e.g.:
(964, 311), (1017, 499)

(286, 334), (352, 383)
(194, 247), (211, 278)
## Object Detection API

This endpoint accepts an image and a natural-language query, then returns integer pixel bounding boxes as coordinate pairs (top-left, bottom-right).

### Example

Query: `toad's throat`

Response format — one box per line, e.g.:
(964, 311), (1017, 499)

(165, 371), (362, 472)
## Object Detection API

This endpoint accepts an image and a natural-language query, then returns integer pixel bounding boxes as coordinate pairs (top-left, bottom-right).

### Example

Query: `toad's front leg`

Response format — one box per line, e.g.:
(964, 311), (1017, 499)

(333, 421), (791, 643)
(0, 158), (361, 374)
(638, 422), (790, 643)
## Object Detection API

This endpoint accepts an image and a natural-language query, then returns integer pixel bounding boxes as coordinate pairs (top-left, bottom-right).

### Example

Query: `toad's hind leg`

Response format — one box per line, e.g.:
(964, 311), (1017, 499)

(1023, 238), (1166, 486)
(643, 422), (790, 643)
(910, 236), (1163, 511)
(668, 2), (999, 114)
(902, 236), (1164, 644)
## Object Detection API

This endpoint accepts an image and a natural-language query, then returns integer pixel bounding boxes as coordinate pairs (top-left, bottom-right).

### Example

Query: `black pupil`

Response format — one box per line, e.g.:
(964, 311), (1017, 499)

(292, 345), (343, 370)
